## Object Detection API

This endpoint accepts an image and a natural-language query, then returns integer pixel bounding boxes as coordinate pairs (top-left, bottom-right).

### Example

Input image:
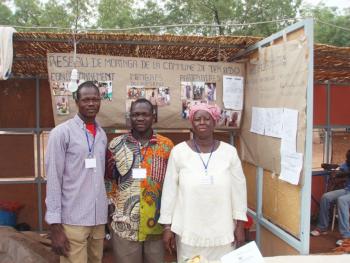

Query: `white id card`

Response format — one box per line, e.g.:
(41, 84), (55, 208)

(200, 175), (213, 185)
(132, 168), (147, 179)
(85, 158), (96, 169)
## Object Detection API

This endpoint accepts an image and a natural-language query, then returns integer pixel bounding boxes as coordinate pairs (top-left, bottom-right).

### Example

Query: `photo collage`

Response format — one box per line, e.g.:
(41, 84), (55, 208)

(180, 81), (241, 127)
(181, 81), (217, 119)
(52, 80), (113, 116)
(125, 86), (170, 124)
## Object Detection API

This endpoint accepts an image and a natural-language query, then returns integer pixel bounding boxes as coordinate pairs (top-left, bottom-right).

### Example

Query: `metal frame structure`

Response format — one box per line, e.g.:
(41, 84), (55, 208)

(0, 76), (45, 231)
(233, 18), (314, 254)
(313, 81), (350, 164)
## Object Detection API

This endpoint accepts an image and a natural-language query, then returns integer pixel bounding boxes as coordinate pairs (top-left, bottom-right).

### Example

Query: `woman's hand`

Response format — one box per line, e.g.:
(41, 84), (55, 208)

(234, 220), (246, 248)
(50, 224), (70, 257)
(163, 226), (176, 255)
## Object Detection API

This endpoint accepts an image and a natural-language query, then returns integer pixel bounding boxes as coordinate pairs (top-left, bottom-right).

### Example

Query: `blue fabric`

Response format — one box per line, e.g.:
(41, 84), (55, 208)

(0, 210), (16, 227)
(312, 170), (331, 176)
(339, 163), (350, 191)
(317, 189), (350, 238)
(316, 162), (350, 238)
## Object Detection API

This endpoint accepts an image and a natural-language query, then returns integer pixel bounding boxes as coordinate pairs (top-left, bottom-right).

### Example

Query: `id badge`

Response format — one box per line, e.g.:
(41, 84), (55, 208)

(85, 158), (96, 169)
(132, 168), (147, 179)
(200, 175), (213, 185)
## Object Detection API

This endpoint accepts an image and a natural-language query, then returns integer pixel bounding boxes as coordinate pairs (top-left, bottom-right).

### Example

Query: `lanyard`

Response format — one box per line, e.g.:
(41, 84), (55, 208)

(193, 140), (215, 175)
(137, 142), (150, 167)
(85, 129), (95, 157)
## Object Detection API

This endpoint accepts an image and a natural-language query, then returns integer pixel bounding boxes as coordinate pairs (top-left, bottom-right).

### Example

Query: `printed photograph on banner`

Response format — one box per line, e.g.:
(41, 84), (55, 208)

(96, 81), (113, 101)
(52, 81), (71, 96)
(181, 82), (192, 100)
(146, 87), (171, 122)
(204, 82), (216, 102)
(217, 109), (241, 128)
(127, 85), (145, 100)
(146, 88), (158, 123)
(156, 87), (170, 106)
(181, 81), (212, 119)
(181, 99), (208, 119)
(192, 81), (205, 100)
(55, 95), (70, 115)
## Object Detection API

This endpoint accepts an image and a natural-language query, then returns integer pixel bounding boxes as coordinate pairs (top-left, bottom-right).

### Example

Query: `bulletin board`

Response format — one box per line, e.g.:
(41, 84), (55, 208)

(240, 37), (309, 175)
(47, 54), (244, 129)
(238, 23), (312, 253)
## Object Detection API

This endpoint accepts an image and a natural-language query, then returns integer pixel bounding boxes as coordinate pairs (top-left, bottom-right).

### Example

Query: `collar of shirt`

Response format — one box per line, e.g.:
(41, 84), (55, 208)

(73, 114), (101, 134)
(126, 130), (158, 146)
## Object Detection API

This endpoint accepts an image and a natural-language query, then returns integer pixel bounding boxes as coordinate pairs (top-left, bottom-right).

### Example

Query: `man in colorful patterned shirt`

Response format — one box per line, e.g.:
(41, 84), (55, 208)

(105, 98), (174, 263)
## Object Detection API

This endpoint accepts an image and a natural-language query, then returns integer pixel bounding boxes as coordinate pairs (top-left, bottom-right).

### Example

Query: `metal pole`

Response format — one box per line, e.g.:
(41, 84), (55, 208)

(299, 18), (314, 255)
(35, 77), (43, 231)
(326, 81), (331, 163)
(256, 166), (263, 247)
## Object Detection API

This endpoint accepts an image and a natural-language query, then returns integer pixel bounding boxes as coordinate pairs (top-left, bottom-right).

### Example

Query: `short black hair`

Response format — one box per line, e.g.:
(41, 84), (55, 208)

(130, 98), (154, 113)
(75, 81), (100, 101)
(346, 149), (350, 159)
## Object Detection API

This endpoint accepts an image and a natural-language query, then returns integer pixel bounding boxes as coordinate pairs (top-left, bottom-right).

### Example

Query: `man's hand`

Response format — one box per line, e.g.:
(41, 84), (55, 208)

(234, 220), (246, 248)
(108, 203), (115, 224)
(162, 226), (176, 255)
(50, 224), (70, 257)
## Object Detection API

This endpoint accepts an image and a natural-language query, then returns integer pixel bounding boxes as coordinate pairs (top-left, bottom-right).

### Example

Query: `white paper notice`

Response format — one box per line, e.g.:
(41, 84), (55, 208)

(281, 108), (298, 154)
(250, 107), (265, 135)
(280, 152), (303, 185)
(264, 108), (283, 138)
(221, 241), (264, 263)
(223, 75), (244, 110)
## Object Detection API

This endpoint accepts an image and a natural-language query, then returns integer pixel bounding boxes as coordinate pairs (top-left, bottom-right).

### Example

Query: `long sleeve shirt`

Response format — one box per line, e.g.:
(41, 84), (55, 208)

(45, 114), (108, 226)
(159, 141), (247, 247)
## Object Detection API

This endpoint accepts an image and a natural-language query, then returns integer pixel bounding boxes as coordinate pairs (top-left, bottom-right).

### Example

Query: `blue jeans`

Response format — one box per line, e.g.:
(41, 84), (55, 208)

(317, 189), (350, 238)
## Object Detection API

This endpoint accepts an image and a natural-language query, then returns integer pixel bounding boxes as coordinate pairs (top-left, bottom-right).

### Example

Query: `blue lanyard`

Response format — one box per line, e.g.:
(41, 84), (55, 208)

(137, 142), (150, 167)
(193, 140), (215, 175)
(85, 129), (95, 157)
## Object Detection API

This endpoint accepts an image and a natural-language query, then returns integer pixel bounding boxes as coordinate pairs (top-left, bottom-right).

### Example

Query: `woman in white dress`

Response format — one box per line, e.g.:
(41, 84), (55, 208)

(159, 103), (248, 262)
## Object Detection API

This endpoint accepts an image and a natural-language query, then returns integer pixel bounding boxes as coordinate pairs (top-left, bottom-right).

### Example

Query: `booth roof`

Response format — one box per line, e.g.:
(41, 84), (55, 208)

(12, 32), (350, 83)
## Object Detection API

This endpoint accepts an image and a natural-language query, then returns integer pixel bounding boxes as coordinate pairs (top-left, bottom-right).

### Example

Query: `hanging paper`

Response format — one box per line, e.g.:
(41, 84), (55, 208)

(223, 75), (244, 110)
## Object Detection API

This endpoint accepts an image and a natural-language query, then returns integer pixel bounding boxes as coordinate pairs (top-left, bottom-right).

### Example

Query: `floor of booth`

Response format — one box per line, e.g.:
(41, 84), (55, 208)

(0, 225), (346, 263)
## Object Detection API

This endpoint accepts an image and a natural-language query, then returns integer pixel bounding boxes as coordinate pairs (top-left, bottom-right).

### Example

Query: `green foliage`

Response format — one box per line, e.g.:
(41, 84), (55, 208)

(97, 0), (135, 29)
(301, 4), (350, 46)
(0, 0), (349, 46)
(66, 0), (97, 29)
(0, 1), (13, 25)
(13, 0), (42, 26)
(134, 0), (166, 34)
(235, 0), (302, 36)
(40, 0), (74, 28)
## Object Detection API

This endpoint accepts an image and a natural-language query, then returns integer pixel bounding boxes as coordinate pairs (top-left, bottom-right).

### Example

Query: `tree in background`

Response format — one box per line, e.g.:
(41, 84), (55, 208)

(301, 4), (350, 46)
(40, 0), (75, 28)
(0, 0), (349, 46)
(0, 1), (14, 25)
(12, 0), (42, 26)
(97, 0), (135, 29)
(235, 0), (302, 36)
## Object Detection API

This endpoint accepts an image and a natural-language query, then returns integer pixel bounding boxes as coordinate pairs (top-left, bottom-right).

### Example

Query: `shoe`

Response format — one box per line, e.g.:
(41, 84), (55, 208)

(336, 239), (343, 246)
(310, 228), (328, 236)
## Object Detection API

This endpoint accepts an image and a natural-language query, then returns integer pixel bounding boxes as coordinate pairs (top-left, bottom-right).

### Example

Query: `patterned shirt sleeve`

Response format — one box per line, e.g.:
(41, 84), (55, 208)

(105, 148), (116, 199)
